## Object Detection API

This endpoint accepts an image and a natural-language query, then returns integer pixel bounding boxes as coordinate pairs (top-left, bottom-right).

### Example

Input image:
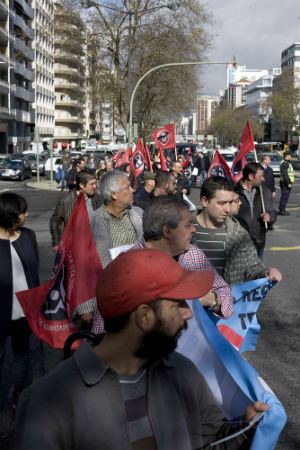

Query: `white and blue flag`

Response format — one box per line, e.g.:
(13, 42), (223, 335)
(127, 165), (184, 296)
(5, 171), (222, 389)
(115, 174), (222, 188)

(177, 297), (286, 450)
(209, 277), (276, 352)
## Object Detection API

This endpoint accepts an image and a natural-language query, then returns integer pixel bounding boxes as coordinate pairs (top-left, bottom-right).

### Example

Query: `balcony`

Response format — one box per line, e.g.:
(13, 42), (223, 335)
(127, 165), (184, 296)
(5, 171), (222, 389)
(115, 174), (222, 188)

(14, 14), (34, 40)
(15, 85), (34, 102)
(0, 78), (9, 93)
(0, 106), (16, 117)
(0, 1), (8, 18)
(0, 24), (8, 45)
(15, 37), (34, 60)
(55, 99), (84, 108)
(14, 0), (34, 20)
(15, 108), (34, 123)
(54, 81), (78, 90)
(14, 61), (34, 81)
(55, 115), (84, 123)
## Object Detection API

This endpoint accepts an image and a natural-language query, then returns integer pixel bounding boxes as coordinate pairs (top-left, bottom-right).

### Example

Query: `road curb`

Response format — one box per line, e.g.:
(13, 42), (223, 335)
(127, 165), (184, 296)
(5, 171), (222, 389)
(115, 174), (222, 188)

(26, 181), (62, 191)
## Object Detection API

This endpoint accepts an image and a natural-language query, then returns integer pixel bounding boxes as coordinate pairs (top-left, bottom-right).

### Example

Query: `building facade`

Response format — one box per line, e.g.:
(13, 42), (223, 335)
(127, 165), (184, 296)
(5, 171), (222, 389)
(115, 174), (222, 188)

(54, 0), (87, 148)
(246, 68), (281, 119)
(271, 42), (300, 143)
(32, 0), (55, 143)
(196, 94), (218, 133)
(0, 0), (35, 153)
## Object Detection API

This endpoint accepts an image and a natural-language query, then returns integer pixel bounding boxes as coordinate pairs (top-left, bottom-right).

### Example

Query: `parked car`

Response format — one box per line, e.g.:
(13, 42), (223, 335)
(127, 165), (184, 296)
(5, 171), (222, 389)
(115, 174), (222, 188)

(45, 154), (62, 177)
(0, 157), (32, 181)
(218, 149), (236, 168)
(291, 159), (300, 171)
(261, 152), (282, 176)
(26, 154), (46, 175)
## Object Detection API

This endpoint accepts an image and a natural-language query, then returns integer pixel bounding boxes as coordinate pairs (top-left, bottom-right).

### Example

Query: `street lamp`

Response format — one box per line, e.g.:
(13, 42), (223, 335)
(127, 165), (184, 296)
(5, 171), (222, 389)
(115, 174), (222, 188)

(128, 59), (238, 147)
(81, 1), (180, 134)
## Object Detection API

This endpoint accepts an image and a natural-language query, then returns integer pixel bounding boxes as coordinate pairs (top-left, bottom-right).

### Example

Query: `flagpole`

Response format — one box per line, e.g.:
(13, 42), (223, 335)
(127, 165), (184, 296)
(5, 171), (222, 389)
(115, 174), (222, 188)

(128, 59), (237, 147)
(254, 149), (268, 230)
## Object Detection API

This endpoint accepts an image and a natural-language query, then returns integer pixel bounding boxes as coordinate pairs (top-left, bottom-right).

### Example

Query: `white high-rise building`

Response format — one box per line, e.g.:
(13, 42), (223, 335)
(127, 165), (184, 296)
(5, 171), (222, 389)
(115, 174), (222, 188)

(54, 0), (87, 148)
(32, 0), (55, 141)
(225, 65), (268, 108)
(246, 68), (281, 121)
(0, 0), (36, 153)
(281, 42), (300, 86)
(196, 94), (218, 133)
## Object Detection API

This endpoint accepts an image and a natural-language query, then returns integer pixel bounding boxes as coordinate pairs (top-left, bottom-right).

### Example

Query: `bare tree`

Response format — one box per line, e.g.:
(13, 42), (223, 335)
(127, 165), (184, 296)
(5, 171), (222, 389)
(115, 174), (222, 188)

(70, 0), (214, 141)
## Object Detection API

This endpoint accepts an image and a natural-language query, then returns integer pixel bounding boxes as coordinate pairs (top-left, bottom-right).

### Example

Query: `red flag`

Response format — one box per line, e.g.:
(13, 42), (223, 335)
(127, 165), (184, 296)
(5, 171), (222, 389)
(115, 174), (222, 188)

(130, 139), (146, 178)
(144, 144), (153, 172)
(112, 149), (121, 163)
(16, 193), (102, 349)
(116, 147), (132, 168)
(231, 120), (255, 183)
(152, 123), (176, 150)
(159, 148), (168, 171)
(207, 150), (232, 180)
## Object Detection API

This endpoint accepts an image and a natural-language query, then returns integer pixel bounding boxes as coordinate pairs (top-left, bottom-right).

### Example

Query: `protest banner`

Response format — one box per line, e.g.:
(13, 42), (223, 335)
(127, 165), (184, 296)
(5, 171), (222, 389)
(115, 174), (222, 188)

(207, 150), (232, 180)
(209, 277), (276, 352)
(231, 120), (255, 183)
(177, 298), (286, 450)
(17, 193), (102, 349)
(152, 123), (176, 150)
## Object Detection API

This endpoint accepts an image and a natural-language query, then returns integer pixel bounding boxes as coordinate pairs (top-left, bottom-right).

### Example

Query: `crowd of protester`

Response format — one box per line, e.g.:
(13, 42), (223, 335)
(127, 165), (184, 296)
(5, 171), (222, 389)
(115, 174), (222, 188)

(0, 143), (292, 450)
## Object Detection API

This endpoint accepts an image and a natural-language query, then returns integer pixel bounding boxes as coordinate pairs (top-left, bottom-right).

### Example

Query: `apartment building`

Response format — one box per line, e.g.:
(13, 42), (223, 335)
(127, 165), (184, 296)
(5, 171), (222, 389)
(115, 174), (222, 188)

(281, 42), (300, 86)
(271, 42), (300, 143)
(246, 68), (281, 119)
(32, 0), (55, 141)
(0, 0), (35, 153)
(54, 0), (87, 148)
(196, 93), (218, 133)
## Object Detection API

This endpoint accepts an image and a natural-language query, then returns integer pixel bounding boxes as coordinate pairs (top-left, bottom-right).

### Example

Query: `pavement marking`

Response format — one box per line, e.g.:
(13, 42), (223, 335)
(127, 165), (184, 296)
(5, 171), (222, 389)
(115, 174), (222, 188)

(286, 206), (300, 210)
(268, 245), (300, 251)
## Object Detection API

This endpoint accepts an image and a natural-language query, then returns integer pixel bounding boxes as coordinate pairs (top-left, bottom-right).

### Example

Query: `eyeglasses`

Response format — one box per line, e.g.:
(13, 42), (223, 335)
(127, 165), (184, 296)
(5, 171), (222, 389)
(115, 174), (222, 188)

(232, 198), (242, 204)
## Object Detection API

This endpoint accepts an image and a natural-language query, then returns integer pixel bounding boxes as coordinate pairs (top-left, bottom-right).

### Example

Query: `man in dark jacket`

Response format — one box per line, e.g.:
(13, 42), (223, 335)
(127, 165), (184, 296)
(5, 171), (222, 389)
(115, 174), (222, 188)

(15, 249), (269, 450)
(50, 170), (101, 326)
(278, 150), (294, 216)
(171, 161), (190, 198)
(261, 154), (276, 197)
(50, 170), (101, 253)
(237, 162), (277, 259)
(66, 158), (86, 190)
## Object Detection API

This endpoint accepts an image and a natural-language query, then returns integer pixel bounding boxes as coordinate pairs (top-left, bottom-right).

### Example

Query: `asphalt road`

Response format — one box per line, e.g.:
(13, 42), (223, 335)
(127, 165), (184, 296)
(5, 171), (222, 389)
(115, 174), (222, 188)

(0, 175), (299, 449)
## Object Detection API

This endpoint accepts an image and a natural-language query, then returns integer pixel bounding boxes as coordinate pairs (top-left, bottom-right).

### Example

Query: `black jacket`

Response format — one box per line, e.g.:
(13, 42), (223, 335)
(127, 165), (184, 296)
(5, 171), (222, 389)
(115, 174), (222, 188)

(173, 172), (191, 197)
(262, 166), (275, 193)
(237, 184), (276, 247)
(0, 228), (40, 342)
(50, 191), (102, 246)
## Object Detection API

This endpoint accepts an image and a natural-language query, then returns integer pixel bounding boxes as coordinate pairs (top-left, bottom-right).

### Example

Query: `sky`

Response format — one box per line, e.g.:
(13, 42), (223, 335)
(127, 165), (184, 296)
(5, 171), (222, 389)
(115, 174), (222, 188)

(200, 0), (300, 96)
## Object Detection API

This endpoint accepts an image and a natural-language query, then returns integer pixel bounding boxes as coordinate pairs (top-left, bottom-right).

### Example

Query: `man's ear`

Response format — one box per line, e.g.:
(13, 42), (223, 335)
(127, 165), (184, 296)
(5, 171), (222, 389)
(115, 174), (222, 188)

(200, 196), (208, 208)
(111, 191), (117, 201)
(135, 304), (155, 332)
(161, 223), (172, 239)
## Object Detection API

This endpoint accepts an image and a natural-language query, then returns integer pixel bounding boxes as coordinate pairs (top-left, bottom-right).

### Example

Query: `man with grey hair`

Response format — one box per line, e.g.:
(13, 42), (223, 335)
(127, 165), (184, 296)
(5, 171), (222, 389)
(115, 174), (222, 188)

(133, 196), (234, 319)
(90, 170), (143, 268)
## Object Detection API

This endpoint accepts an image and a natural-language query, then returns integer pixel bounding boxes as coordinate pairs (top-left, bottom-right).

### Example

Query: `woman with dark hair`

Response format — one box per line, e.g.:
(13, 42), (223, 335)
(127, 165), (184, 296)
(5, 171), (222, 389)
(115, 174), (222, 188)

(0, 192), (40, 408)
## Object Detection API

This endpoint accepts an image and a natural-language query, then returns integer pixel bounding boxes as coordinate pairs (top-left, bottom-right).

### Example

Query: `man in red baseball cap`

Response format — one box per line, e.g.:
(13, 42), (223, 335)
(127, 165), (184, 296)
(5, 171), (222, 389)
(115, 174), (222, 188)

(16, 249), (268, 450)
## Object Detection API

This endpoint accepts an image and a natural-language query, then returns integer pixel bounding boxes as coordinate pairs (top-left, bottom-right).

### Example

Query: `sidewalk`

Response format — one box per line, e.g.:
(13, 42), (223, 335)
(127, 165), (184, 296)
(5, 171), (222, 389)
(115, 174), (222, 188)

(27, 179), (63, 191)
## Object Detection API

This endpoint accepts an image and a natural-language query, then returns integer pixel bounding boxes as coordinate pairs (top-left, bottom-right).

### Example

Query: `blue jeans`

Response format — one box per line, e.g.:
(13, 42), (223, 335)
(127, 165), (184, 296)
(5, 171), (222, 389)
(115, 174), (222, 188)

(61, 170), (67, 189)
(200, 170), (207, 184)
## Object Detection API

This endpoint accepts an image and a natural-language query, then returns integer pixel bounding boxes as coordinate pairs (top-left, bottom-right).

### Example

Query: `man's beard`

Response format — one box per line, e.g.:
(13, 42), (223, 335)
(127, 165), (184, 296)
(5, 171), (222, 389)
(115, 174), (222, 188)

(135, 317), (188, 361)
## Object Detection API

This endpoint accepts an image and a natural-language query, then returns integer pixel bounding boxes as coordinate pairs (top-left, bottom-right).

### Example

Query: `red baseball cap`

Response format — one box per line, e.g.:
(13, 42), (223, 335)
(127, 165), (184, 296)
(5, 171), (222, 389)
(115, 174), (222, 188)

(96, 248), (214, 319)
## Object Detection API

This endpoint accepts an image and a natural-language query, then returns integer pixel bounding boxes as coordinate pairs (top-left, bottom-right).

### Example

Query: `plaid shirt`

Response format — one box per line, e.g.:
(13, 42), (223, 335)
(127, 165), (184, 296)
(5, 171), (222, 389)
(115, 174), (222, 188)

(91, 238), (234, 334)
(135, 238), (233, 319)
